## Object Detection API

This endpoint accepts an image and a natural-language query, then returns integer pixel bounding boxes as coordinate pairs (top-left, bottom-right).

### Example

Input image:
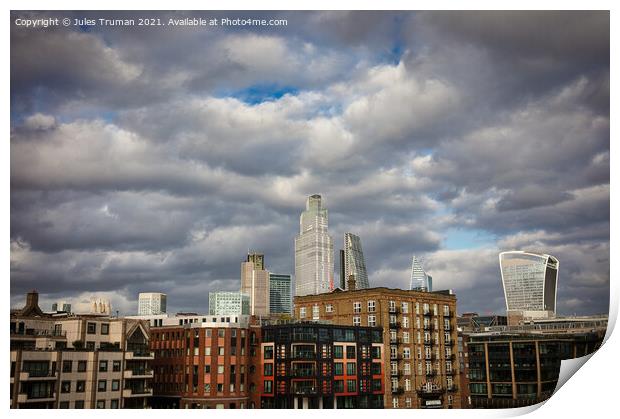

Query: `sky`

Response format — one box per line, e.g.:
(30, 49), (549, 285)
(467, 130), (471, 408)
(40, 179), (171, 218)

(10, 11), (610, 316)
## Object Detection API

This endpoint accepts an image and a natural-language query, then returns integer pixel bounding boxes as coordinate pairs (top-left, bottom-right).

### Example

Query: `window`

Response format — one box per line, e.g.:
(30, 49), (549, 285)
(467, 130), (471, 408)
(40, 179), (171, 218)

(204, 383), (211, 393)
(99, 360), (108, 372)
(264, 346), (274, 360)
(112, 360), (121, 372)
(334, 380), (344, 392)
(403, 332), (410, 344)
(86, 341), (95, 350)
(61, 381), (71, 393)
(433, 304), (438, 316)
(312, 304), (320, 320)
(218, 329), (225, 338)
(98, 380), (107, 392)
(353, 301), (361, 313)
(111, 399), (119, 409)
(353, 316), (361, 326)
(87, 322), (97, 334)
(368, 315), (376, 327)
(346, 362), (356, 375)
(403, 348), (411, 359)
(205, 347), (211, 356)
(101, 323), (109, 335)
(371, 362), (381, 375)
(218, 346), (225, 355)
(404, 363), (411, 375)
(217, 365), (224, 374)
(371, 346), (381, 359)
(415, 302), (420, 314)
(217, 383), (224, 392)
(96, 400), (105, 409)
(299, 307), (306, 318)
(390, 346), (397, 359)
(76, 380), (85, 392)
(59, 401), (70, 409)
(334, 363), (344, 375)
(62, 360), (72, 373)
(389, 300), (396, 312)
(402, 317), (409, 328)
(347, 379), (356, 392)
(205, 365), (211, 374)
(74, 400), (85, 409)
(346, 346), (356, 359)
(111, 379), (120, 391)
(264, 363), (273, 376)
(392, 397), (399, 408)
(405, 379), (411, 391)
(326, 304), (333, 313)
(367, 300), (376, 312)
(401, 302), (409, 313)
(443, 305), (450, 316)
(334, 346), (343, 359)
(264, 380), (273, 393)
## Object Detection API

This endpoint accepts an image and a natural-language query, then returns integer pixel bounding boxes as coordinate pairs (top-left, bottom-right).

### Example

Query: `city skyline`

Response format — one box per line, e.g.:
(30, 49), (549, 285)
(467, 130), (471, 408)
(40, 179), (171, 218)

(10, 11), (610, 316)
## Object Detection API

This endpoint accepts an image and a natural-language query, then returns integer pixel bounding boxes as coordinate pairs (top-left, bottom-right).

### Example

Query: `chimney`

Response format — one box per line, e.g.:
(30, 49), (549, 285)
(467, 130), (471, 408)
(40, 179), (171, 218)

(347, 275), (356, 291)
(26, 289), (39, 308)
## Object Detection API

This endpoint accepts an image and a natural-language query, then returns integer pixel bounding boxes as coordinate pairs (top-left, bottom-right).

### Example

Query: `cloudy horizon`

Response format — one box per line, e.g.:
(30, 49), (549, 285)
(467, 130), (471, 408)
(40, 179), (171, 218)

(10, 11), (609, 316)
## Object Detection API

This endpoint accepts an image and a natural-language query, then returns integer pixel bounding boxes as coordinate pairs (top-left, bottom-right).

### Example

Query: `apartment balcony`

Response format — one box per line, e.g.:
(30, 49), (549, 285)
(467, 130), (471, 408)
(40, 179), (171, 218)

(291, 352), (316, 360)
(125, 351), (154, 360)
(17, 392), (56, 403)
(417, 387), (444, 396)
(124, 369), (154, 379)
(19, 371), (58, 381)
(291, 385), (317, 395)
(291, 368), (317, 378)
(123, 388), (153, 398)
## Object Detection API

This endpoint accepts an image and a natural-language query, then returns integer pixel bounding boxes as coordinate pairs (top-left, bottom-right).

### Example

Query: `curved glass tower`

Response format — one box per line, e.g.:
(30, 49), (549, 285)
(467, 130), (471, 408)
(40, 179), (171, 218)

(499, 251), (558, 316)
(294, 195), (334, 296)
(343, 232), (369, 290)
(410, 256), (432, 292)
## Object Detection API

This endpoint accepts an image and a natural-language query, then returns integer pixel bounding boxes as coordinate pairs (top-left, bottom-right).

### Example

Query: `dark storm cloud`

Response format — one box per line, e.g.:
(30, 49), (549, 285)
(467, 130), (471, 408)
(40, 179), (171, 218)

(10, 11), (609, 316)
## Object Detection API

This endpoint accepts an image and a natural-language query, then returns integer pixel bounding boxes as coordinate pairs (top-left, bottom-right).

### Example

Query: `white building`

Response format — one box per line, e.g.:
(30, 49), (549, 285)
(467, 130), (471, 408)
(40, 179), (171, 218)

(343, 232), (370, 290)
(138, 293), (167, 316)
(90, 297), (112, 315)
(208, 291), (250, 316)
(294, 194), (334, 296)
(499, 251), (558, 318)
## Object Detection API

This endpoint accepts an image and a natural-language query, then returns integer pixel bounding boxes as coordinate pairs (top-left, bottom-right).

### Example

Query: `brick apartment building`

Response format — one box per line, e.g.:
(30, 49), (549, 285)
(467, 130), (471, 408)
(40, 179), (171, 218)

(258, 323), (384, 408)
(294, 282), (461, 409)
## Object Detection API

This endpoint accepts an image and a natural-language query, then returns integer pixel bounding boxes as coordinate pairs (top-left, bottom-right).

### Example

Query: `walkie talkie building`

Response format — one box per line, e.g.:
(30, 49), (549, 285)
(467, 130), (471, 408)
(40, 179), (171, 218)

(499, 251), (559, 318)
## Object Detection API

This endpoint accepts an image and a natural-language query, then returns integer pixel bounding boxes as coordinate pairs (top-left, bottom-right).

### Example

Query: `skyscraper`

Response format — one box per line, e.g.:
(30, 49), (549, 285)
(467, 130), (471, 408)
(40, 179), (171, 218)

(499, 251), (558, 318)
(241, 252), (270, 316)
(138, 292), (167, 315)
(294, 194), (334, 296)
(269, 273), (293, 314)
(410, 256), (432, 292)
(343, 232), (370, 290)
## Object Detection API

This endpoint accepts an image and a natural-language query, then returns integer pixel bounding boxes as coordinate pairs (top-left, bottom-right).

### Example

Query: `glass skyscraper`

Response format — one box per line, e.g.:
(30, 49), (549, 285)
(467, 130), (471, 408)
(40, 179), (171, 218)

(343, 232), (370, 290)
(499, 251), (558, 316)
(409, 256), (432, 292)
(294, 194), (334, 296)
(269, 273), (292, 314)
(208, 291), (250, 316)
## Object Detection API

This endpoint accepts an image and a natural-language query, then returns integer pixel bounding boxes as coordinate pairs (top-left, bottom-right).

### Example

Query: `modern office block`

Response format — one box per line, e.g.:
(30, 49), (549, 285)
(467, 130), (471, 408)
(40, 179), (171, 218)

(269, 274), (292, 314)
(138, 293), (167, 316)
(208, 291), (250, 316)
(343, 233), (370, 290)
(241, 252), (270, 316)
(294, 195), (334, 297)
(410, 256), (432, 292)
(499, 251), (558, 318)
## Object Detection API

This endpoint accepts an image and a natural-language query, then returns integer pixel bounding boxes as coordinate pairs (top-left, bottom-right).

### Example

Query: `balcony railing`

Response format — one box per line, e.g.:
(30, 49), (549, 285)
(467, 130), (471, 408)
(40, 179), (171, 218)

(417, 387), (444, 395)
(291, 368), (316, 378)
(126, 351), (155, 360)
(124, 369), (154, 379)
(17, 392), (56, 403)
(123, 388), (153, 398)
(292, 386), (317, 395)
(291, 351), (316, 360)
(19, 371), (58, 380)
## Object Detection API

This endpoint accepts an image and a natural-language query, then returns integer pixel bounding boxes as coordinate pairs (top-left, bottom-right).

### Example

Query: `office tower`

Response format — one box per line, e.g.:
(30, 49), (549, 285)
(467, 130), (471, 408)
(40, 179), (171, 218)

(51, 301), (72, 313)
(339, 249), (346, 289)
(410, 256), (432, 292)
(208, 291), (250, 316)
(499, 251), (558, 318)
(90, 297), (112, 315)
(295, 287), (461, 409)
(269, 274), (292, 314)
(138, 292), (167, 316)
(241, 252), (270, 316)
(343, 233), (370, 290)
(294, 194), (334, 296)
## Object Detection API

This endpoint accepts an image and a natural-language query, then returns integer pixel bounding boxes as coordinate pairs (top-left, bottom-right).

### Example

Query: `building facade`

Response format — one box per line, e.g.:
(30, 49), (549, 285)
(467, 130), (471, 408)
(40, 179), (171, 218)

(295, 195), (334, 296)
(10, 292), (153, 409)
(241, 253), (270, 316)
(149, 317), (252, 408)
(410, 256), (432, 292)
(138, 293), (167, 316)
(499, 251), (558, 319)
(295, 286), (461, 409)
(343, 233), (369, 290)
(259, 323), (384, 409)
(209, 292), (250, 316)
(269, 274), (293, 315)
